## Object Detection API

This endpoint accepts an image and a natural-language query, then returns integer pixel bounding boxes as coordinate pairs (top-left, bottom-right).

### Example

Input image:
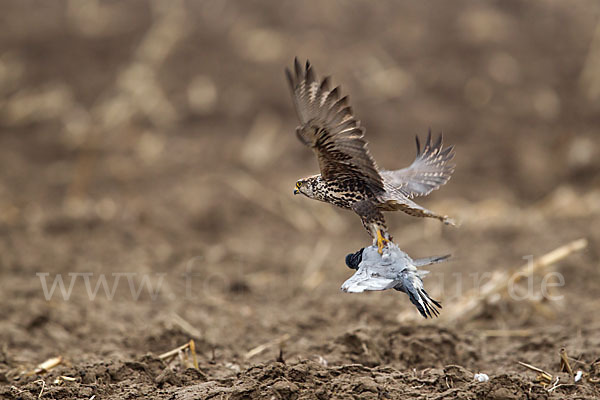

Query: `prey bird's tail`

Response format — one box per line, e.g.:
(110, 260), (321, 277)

(394, 253), (450, 318)
(395, 282), (442, 319)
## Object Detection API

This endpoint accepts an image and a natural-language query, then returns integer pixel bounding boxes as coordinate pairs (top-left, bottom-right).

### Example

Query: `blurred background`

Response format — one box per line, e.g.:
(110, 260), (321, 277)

(1, 0), (600, 397)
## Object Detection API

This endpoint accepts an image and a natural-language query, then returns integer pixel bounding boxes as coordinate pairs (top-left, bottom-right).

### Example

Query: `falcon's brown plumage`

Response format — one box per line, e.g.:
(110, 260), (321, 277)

(286, 58), (455, 253)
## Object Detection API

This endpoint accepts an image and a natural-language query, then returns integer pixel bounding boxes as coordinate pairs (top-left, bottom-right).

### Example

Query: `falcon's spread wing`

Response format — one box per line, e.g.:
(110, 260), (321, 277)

(286, 58), (384, 195)
(381, 132), (454, 199)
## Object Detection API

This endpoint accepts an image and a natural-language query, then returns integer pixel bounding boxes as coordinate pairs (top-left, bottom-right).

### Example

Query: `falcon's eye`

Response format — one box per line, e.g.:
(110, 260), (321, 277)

(296, 181), (302, 188)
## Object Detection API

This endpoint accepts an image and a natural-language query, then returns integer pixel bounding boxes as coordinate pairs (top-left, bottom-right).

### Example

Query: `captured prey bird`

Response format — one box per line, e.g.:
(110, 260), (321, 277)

(343, 244), (449, 318)
(286, 58), (455, 254)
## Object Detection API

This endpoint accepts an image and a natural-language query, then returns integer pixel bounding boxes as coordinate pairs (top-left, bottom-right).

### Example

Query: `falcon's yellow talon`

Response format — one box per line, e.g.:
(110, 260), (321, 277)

(376, 230), (390, 255)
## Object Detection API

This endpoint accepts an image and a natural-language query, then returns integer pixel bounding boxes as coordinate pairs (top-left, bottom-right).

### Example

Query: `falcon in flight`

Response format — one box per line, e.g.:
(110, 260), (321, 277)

(286, 58), (455, 254)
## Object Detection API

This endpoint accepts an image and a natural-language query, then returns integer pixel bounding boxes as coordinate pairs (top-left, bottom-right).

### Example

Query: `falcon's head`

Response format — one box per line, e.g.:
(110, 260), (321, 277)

(294, 176), (320, 198)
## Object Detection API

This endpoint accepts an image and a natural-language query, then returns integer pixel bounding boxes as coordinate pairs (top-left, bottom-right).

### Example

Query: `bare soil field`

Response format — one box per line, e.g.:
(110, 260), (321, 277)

(1, 1), (600, 399)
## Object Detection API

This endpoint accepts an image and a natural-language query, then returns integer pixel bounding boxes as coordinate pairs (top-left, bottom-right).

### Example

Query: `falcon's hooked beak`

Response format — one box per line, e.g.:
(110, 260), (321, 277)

(294, 188), (300, 195)
(294, 181), (301, 195)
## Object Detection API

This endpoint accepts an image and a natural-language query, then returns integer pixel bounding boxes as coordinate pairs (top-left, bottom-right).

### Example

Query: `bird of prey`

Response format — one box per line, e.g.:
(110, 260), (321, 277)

(343, 244), (449, 318)
(286, 58), (455, 254)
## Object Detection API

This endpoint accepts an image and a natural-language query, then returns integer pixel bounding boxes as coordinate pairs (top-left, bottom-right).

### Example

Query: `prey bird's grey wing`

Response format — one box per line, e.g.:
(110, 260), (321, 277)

(412, 254), (451, 267)
(381, 131), (454, 198)
(286, 58), (384, 195)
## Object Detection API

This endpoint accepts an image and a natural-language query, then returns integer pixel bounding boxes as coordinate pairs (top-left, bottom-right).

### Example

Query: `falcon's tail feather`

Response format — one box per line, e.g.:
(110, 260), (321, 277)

(381, 196), (455, 226)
